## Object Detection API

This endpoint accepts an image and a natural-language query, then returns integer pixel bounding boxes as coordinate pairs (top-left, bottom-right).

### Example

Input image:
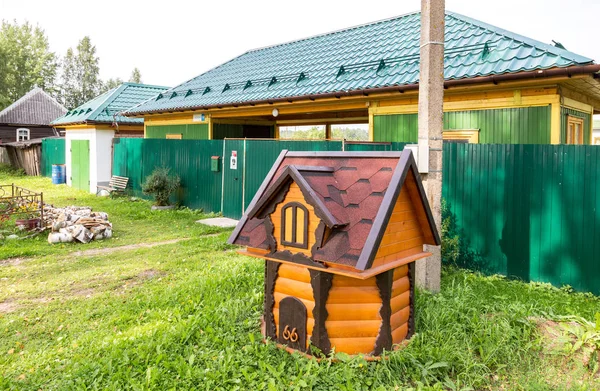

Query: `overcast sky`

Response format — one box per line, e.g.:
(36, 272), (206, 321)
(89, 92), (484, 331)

(1, 0), (598, 89)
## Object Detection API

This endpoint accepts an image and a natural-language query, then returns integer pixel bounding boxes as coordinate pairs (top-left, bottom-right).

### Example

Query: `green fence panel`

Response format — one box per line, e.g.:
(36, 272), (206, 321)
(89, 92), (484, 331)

(242, 140), (344, 214)
(112, 138), (407, 218)
(40, 138), (66, 177)
(442, 143), (600, 294)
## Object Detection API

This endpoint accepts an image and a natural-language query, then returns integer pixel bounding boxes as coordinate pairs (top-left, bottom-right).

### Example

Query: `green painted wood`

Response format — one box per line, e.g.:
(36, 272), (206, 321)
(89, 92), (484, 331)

(145, 124), (209, 139)
(41, 138), (66, 177)
(70, 140), (89, 191)
(373, 114), (418, 143)
(560, 107), (591, 144)
(374, 106), (551, 144)
(442, 143), (600, 295)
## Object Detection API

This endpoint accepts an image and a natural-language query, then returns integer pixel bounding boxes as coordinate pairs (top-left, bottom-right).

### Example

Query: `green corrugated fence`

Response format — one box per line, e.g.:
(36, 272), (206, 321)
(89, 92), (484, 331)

(40, 138), (66, 177)
(442, 143), (600, 294)
(112, 139), (405, 217)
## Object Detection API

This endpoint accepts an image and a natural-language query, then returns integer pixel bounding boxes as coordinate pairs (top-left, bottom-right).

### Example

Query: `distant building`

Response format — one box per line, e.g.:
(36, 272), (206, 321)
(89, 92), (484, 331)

(0, 88), (66, 143)
(51, 83), (169, 193)
(594, 119), (600, 145)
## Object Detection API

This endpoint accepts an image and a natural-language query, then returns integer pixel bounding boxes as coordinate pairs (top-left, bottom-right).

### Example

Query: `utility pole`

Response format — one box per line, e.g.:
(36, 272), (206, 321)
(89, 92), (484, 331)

(417, 0), (444, 292)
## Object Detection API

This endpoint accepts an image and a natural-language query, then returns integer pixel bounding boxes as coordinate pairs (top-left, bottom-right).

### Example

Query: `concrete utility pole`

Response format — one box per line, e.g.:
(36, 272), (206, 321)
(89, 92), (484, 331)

(417, 0), (444, 292)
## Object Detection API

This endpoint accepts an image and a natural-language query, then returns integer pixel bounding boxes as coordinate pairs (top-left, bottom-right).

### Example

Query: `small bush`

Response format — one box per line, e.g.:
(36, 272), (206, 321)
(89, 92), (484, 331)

(441, 200), (460, 263)
(141, 167), (180, 206)
(0, 163), (24, 176)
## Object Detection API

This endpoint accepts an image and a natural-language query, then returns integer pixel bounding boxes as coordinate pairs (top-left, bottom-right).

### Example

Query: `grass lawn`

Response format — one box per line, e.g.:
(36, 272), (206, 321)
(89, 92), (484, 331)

(1, 170), (599, 390)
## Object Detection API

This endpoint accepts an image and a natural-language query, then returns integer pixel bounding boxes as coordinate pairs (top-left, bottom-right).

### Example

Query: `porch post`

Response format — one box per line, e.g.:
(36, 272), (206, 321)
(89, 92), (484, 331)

(417, 0), (444, 292)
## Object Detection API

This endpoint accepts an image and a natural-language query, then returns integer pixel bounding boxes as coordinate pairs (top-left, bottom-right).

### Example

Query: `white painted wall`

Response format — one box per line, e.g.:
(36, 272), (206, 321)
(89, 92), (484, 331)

(65, 128), (115, 193)
(95, 129), (115, 191)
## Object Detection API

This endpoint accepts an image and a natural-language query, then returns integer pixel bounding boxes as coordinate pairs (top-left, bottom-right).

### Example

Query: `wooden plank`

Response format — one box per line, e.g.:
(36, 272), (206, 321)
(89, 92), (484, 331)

(390, 306), (410, 329)
(391, 323), (408, 345)
(329, 337), (376, 355)
(273, 277), (314, 301)
(327, 286), (382, 304)
(325, 320), (382, 338)
(326, 303), (381, 321)
(390, 291), (410, 313)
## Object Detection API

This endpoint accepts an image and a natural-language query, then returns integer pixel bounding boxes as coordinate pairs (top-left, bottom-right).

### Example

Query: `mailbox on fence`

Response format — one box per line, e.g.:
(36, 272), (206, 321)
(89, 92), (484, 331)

(211, 156), (220, 172)
(228, 150), (440, 357)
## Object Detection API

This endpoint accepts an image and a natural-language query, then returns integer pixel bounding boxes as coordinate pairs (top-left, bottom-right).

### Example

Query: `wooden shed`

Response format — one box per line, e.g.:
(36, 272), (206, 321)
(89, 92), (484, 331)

(228, 150), (440, 356)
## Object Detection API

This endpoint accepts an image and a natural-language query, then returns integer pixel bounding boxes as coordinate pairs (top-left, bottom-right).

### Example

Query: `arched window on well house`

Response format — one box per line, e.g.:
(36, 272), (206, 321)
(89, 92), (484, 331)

(281, 202), (308, 249)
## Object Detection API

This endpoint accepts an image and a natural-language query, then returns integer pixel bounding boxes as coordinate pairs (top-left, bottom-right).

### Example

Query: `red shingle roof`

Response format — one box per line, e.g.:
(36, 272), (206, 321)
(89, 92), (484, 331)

(229, 151), (440, 270)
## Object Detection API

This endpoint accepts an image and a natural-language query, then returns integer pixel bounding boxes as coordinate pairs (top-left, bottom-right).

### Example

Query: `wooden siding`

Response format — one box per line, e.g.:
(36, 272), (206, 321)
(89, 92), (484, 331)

(371, 172), (427, 268)
(325, 274), (382, 354)
(272, 264), (315, 350)
(270, 182), (320, 256)
(373, 106), (552, 144)
(391, 265), (411, 344)
(145, 124), (208, 139)
(0, 125), (56, 143)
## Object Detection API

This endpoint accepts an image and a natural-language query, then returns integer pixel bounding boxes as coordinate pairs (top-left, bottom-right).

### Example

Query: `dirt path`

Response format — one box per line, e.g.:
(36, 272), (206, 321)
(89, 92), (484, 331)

(70, 238), (188, 257)
(0, 237), (205, 267)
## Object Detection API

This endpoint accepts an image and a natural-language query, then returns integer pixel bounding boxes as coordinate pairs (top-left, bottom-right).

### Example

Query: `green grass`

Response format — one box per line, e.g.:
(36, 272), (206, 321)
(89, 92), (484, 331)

(0, 173), (599, 390)
(0, 172), (222, 259)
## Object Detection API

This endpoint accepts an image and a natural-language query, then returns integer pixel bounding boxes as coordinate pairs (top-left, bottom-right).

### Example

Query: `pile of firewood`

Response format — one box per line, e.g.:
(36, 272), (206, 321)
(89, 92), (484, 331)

(45, 206), (112, 244)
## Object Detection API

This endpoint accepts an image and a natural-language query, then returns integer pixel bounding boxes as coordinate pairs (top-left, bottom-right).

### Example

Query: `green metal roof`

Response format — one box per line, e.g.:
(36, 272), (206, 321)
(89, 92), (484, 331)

(126, 11), (595, 116)
(52, 83), (168, 126)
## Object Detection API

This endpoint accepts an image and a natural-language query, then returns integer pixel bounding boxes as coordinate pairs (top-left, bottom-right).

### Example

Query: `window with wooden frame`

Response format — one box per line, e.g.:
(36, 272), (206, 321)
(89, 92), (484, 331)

(166, 134), (183, 140)
(16, 128), (30, 142)
(281, 202), (308, 249)
(566, 116), (585, 145)
(442, 129), (479, 144)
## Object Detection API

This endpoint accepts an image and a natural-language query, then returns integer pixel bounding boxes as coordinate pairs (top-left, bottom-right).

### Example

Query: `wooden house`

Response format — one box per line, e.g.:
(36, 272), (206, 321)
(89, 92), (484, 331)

(0, 87), (65, 144)
(228, 150), (440, 356)
(51, 83), (168, 193)
(124, 11), (600, 146)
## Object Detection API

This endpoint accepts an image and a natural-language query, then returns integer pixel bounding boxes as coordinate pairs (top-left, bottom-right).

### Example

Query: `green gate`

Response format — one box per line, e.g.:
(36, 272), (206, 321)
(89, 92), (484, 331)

(71, 140), (90, 192)
(222, 140), (245, 219)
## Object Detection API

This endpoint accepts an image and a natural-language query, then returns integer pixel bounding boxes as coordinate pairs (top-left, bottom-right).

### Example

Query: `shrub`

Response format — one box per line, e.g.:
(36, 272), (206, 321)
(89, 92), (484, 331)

(441, 200), (460, 263)
(0, 163), (25, 176)
(142, 167), (180, 206)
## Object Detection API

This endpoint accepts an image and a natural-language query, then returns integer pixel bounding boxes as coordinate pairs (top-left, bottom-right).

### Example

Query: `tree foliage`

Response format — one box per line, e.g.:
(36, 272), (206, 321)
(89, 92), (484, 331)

(100, 78), (124, 94)
(279, 126), (369, 141)
(129, 68), (142, 83)
(59, 36), (102, 109)
(0, 20), (58, 110)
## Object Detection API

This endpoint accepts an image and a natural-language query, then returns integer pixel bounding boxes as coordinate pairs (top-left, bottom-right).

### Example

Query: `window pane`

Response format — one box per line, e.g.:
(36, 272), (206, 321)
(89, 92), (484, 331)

(295, 207), (305, 244)
(284, 207), (294, 242)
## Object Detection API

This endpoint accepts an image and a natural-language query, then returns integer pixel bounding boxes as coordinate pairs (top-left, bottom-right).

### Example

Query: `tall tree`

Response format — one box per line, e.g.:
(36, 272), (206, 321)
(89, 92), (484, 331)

(59, 36), (102, 109)
(100, 78), (123, 93)
(0, 20), (58, 110)
(129, 68), (142, 83)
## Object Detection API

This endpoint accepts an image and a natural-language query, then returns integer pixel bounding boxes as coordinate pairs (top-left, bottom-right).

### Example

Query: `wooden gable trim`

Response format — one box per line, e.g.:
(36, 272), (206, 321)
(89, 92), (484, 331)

(228, 149), (289, 245)
(355, 150), (441, 271)
(247, 165), (342, 228)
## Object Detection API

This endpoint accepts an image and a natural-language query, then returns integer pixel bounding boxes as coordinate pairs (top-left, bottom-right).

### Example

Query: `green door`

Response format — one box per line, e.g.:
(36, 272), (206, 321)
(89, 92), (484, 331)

(222, 139), (245, 219)
(71, 140), (90, 191)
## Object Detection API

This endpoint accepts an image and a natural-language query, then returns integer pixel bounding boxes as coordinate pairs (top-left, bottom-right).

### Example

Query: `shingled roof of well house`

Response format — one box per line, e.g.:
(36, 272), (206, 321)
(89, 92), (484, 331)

(126, 11), (594, 115)
(231, 151), (440, 270)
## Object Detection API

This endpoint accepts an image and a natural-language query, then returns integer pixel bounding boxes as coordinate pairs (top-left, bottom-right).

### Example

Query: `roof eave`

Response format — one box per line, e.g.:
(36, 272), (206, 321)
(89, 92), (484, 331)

(123, 64), (600, 117)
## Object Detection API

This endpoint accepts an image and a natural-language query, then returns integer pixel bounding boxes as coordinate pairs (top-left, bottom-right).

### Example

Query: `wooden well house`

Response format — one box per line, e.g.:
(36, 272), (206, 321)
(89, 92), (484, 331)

(229, 150), (440, 356)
